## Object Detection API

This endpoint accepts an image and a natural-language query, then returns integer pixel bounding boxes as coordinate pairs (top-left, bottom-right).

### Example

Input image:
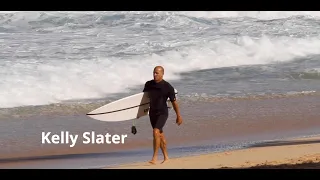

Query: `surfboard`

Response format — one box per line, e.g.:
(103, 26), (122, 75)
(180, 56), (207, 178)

(86, 89), (178, 122)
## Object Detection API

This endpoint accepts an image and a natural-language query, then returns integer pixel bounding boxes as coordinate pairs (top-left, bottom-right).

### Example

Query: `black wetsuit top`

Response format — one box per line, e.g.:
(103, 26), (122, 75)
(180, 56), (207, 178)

(143, 79), (176, 116)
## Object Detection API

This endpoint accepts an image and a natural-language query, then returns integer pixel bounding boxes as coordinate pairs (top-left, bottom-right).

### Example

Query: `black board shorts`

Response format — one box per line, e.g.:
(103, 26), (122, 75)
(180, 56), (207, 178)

(149, 113), (168, 133)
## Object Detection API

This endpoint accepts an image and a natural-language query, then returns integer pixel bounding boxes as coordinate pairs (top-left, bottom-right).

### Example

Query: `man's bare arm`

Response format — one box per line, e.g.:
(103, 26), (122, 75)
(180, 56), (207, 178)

(171, 100), (181, 117)
(172, 100), (182, 125)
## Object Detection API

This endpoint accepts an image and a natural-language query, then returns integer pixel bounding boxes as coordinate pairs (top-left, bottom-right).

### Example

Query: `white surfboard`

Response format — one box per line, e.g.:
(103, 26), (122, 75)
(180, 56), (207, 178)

(86, 89), (178, 122)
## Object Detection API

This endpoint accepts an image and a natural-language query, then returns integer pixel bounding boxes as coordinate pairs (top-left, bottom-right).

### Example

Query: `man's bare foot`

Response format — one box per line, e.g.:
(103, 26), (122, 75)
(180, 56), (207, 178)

(149, 159), (157, 165)
(161, 158), (169, 164)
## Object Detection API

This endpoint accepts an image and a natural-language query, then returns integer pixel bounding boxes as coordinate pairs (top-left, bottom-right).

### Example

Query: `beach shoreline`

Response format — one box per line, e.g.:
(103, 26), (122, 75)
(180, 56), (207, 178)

(1, 94), (320, 168)
(106, 135), (320, 169)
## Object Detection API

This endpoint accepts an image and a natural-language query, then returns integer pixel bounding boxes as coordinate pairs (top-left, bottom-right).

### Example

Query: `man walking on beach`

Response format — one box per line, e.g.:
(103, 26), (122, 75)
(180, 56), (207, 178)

(143, 66), (183, 164)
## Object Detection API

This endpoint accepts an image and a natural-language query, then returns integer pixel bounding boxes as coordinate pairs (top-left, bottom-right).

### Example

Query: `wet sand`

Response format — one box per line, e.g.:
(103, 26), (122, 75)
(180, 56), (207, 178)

(0, 94), (320, 168)
(107, 136), (320, 169)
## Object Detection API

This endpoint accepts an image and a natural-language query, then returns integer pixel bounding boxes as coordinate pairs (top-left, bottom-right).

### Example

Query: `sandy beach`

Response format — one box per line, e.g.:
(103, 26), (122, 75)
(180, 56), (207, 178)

(2, 11), (320, 169)
(107, 136), (320, 169)
(0, 94), (320, 168)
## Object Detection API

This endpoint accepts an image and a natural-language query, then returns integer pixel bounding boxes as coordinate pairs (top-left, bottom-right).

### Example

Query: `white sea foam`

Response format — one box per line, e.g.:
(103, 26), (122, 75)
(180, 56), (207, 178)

(1, 11), (320, 108)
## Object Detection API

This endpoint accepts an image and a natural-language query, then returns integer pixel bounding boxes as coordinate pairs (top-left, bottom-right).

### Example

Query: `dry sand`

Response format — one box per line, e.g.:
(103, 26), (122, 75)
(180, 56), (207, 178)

(106, 136), (320, 169)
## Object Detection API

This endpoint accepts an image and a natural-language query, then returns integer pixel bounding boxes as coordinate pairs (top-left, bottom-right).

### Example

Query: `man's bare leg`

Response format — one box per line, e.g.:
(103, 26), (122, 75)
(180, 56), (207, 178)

(149, 128), (161, 164)
(160, 132), (169, 164)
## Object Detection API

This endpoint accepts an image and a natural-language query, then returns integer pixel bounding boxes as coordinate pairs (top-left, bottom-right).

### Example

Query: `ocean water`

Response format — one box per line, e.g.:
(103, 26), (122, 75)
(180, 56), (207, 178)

(1, 11), (320, 168)
(1, 11), (320, 115)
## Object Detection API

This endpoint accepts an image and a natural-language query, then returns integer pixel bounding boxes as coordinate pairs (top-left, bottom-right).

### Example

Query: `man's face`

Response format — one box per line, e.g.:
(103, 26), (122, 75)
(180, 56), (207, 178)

(153, 67), (163, 82)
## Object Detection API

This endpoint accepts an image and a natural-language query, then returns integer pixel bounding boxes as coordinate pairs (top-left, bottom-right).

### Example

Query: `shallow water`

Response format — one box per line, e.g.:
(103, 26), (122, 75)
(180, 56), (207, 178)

(1, 94), (320, 168)
(2, 11), (320, 168)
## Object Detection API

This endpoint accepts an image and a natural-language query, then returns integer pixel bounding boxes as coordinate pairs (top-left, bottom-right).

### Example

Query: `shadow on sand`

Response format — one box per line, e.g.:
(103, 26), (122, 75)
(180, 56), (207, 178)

(246, 161), (320, 169)
(220, 138), (320, 169)
(218, 161), (320, 169)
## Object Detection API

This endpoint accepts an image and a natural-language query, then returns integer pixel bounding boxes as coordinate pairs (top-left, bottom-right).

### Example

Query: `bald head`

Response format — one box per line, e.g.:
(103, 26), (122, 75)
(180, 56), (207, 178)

(154, 66), (164, 73)
(153, 66), (164, 82)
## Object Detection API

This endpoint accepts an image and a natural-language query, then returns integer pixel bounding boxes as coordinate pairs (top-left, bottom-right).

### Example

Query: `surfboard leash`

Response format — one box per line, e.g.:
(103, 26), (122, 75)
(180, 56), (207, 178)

(131, 119), (137, 135)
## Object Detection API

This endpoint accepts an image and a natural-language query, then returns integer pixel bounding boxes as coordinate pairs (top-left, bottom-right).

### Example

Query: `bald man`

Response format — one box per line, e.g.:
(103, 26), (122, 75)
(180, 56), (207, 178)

(143, 66), (183, 164)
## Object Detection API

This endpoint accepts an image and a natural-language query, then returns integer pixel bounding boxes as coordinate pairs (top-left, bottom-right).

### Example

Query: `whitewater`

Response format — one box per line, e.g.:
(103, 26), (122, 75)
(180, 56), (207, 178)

(1, 11), (320, 109)
(2, 11), (320, 169)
